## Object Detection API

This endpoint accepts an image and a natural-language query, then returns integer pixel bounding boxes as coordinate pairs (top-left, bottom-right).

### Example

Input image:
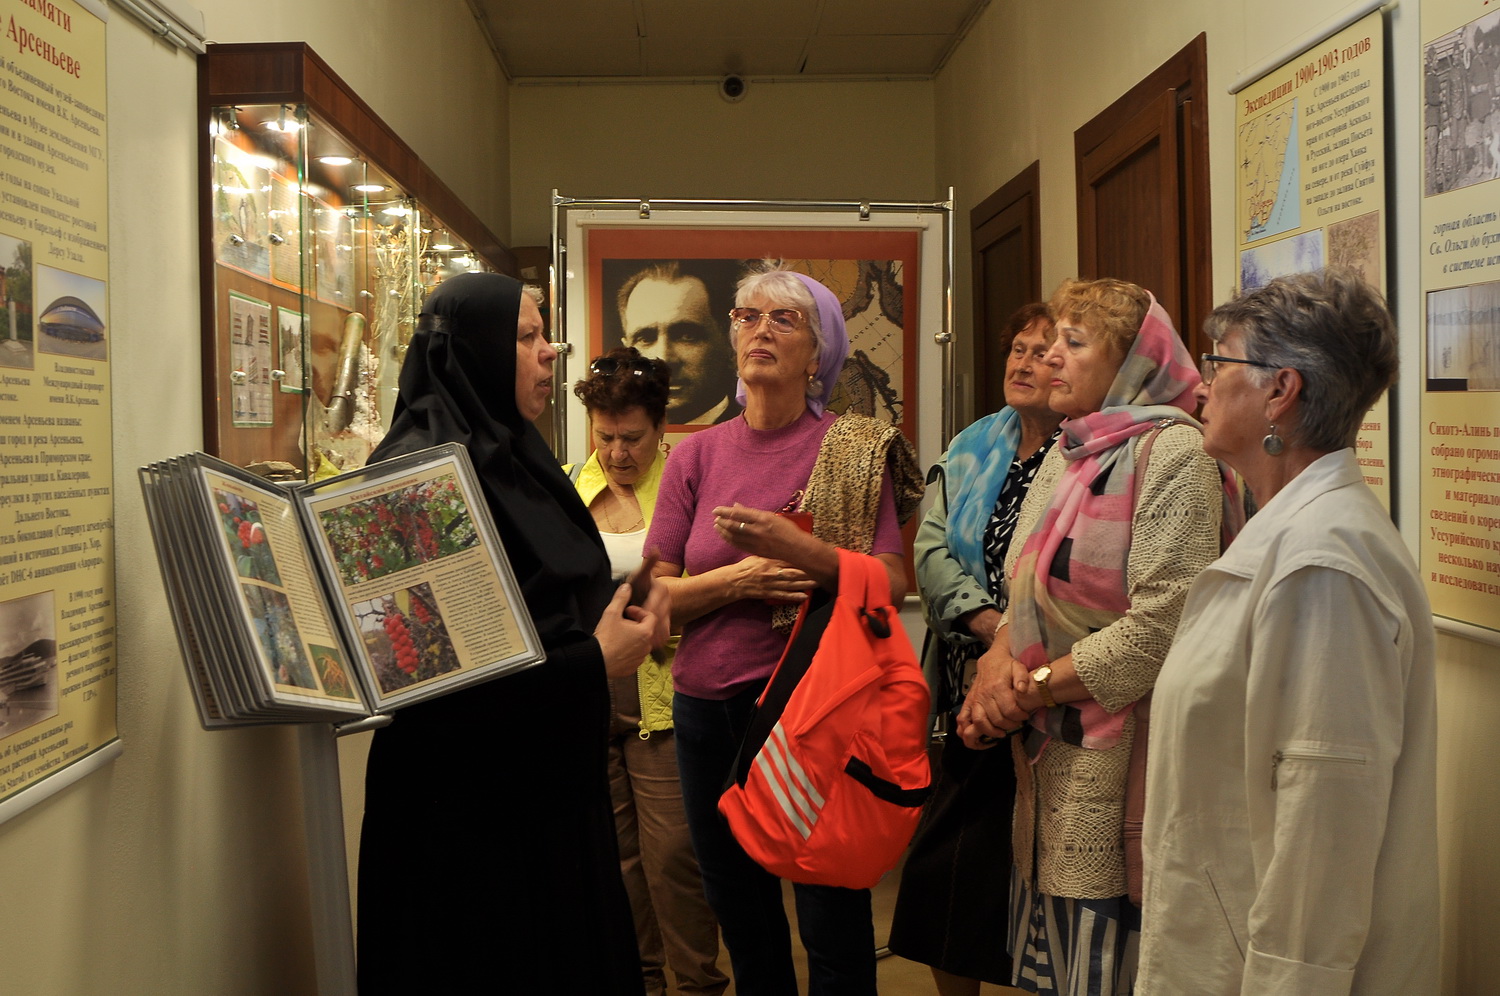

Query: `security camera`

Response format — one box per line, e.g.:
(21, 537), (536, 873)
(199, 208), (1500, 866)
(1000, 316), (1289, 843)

(719, 74), (747, 103)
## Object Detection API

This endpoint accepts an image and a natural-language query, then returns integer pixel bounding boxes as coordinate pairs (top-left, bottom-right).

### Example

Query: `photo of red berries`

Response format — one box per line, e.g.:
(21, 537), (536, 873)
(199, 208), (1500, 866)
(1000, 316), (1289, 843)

(214, 488), (282, 586)
(355, 582), (459, 692)
(318, 474), (479, 587)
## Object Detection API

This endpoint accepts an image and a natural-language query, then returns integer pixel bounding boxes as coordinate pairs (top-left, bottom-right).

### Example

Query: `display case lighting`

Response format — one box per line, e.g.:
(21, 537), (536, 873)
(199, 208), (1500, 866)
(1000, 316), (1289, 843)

(266, 105), (302, 133)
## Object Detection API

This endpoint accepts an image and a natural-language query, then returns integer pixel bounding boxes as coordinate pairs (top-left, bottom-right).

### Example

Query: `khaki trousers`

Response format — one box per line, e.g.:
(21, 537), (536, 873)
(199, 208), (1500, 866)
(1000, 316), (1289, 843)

(609, 674), (728, 996)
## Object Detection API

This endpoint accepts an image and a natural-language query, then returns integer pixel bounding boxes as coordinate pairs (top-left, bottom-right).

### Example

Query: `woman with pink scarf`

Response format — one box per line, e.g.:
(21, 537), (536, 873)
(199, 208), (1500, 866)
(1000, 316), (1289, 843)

(958, 278), (1236, 995)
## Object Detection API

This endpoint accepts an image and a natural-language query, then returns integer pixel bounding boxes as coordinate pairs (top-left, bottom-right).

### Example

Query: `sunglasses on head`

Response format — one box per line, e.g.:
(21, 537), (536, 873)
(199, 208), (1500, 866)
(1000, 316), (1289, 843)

(590, 355), (663, 379)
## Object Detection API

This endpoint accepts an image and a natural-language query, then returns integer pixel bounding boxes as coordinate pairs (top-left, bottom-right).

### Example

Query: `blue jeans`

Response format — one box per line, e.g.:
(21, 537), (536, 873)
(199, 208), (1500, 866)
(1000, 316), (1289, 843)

(674, 686), (876, 996)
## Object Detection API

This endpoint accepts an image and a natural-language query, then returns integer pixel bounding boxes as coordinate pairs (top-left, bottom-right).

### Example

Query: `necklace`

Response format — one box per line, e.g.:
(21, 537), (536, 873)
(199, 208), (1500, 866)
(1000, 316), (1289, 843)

(599, 489), (644, 534)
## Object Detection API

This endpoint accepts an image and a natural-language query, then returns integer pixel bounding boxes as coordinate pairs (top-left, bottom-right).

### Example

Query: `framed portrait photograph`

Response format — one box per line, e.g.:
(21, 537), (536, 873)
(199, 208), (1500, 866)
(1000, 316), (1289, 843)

(589, 228), (917, 435)
(558, 204), (951, 585)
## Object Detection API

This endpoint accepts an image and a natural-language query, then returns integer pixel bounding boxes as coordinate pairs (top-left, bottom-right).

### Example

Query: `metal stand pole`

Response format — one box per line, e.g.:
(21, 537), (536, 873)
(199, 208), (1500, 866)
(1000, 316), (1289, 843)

(298, 720), (383, 996)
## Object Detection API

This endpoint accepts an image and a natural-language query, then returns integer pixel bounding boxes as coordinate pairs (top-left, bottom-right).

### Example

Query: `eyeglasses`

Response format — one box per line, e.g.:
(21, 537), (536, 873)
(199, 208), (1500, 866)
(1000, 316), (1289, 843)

(1199, 353), (1279, 385)
(729, 308), (804, 334)
(590, 355), (663, 379)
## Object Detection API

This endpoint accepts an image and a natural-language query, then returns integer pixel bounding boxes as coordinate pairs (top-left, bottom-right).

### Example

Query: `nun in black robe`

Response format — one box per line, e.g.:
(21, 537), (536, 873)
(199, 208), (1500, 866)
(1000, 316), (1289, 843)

(356, 272), (645, 994)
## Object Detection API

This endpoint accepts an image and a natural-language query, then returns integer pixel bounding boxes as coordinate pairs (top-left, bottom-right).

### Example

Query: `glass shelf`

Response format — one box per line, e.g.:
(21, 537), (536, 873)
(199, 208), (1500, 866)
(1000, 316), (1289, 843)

(200, 43), (513, 480)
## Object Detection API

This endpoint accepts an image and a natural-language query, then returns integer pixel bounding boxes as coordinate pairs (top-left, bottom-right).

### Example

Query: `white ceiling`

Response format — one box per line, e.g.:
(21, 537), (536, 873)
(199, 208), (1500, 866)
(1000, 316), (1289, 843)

(469, 0), (993, 80)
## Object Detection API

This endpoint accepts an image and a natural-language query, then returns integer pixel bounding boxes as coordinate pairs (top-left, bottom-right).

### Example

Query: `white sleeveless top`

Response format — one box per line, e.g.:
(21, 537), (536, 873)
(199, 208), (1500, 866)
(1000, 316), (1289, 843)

(599, 526), (647, 582)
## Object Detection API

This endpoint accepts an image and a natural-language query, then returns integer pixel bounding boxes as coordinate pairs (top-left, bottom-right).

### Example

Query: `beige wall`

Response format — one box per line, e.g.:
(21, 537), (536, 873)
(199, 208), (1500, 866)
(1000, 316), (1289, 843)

(507, 79), (938, 246)
(0, 3), (507, 994)
(935, 1), (1498, 993)
(6, 1), (1495, 993)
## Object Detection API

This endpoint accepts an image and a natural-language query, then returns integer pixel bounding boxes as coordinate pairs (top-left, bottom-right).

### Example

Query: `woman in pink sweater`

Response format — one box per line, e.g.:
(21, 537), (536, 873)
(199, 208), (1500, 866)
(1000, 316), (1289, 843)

(647, 266), (920, 996)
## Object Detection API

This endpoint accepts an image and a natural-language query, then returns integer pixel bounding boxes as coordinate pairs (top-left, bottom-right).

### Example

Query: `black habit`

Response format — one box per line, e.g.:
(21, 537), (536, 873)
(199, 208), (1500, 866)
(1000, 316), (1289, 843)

(355, 272), (642, 994)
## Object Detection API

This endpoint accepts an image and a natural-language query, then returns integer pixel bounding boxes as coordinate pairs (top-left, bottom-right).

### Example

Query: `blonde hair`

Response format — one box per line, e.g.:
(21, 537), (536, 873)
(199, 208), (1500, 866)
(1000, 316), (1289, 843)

(1048, 278), (1151, 356)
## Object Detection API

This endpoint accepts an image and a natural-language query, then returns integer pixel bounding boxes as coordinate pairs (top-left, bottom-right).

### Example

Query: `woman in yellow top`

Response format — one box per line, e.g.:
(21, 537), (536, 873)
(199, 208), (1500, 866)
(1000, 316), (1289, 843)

(573, 347), (727, 996)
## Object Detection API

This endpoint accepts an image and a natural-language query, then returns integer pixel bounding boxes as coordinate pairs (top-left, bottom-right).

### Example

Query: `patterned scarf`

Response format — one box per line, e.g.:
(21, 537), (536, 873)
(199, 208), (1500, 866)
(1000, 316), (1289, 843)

(943, 407), (1022, 582)
(1008, 294), (1201, 751)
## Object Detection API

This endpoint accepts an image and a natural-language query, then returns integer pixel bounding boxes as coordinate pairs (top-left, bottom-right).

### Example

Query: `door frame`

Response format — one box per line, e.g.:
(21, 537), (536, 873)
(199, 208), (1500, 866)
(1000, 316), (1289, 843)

(969, 160), (1041, 429)
(1074, 34), (1212, 355)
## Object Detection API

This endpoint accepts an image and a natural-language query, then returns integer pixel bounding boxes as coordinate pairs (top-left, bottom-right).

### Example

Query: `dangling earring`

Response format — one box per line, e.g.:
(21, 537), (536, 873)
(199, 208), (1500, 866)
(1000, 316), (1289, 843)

(1262, 423), (1285, 456)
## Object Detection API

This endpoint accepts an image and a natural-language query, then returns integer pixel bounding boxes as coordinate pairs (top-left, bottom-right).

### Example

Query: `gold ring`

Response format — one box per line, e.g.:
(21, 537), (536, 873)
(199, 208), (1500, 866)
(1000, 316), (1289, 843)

(739, 521), (746, 532)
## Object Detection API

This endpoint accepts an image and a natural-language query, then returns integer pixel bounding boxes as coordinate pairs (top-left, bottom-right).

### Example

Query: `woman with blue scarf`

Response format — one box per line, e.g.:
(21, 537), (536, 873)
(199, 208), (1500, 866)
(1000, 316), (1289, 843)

(888, 303), (1063, 996)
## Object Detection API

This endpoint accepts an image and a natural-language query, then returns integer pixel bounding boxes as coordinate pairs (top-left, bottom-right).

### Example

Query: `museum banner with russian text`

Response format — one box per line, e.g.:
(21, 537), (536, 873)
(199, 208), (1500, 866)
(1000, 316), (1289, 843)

(1234, 9), (1390, 508)
(0, 0), (115, 806)
(1421, 0), (1500, 633)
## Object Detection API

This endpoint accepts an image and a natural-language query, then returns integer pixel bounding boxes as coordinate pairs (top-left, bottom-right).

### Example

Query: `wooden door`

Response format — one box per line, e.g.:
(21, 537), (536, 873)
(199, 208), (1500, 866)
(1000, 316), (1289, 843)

(1075, 35), (1211, 356)
(969, 161), (1041, 429)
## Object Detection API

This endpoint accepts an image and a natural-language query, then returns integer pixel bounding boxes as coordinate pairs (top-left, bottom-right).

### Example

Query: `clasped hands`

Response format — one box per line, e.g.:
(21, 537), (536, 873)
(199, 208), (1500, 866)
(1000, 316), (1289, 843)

(956, 643), (1048, 750)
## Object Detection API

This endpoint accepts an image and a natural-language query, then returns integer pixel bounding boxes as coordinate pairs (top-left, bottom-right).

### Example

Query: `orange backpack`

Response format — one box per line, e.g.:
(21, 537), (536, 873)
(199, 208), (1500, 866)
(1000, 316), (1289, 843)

(718, 549), (932, 889)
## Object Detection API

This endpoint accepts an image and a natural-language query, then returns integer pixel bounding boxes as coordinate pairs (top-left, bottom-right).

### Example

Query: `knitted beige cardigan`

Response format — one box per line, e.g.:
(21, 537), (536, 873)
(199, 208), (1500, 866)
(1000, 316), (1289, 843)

(1005, 424), (1222, 898)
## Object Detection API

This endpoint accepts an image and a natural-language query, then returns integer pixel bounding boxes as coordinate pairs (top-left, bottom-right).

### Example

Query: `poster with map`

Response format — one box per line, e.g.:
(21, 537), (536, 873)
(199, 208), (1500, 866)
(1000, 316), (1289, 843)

(1239, 100), (1301, 244)
(584, 228), (918, 451)
(1234, 9), (1389, 508)
(1419, 0), (1500, 635)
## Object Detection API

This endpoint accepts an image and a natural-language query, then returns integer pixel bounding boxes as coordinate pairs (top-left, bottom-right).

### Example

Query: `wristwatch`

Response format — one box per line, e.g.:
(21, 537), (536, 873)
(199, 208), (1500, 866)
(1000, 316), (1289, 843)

(1033, 665), (1058, 708)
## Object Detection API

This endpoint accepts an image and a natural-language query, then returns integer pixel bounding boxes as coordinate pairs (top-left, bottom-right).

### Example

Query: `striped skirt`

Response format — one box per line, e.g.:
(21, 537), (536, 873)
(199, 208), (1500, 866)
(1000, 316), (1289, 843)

(1007, 869), (1139, 996)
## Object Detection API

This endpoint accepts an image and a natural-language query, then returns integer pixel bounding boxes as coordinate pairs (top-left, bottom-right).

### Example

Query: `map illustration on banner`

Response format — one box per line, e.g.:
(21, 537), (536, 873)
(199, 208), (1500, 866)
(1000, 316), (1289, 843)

(1234, 10), (1389, 509)
(1240, 100), (1301, 243)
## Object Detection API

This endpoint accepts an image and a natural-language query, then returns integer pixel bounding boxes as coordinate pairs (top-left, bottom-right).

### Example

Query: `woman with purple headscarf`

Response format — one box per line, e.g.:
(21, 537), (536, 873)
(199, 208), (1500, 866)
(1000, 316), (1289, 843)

(647, 266), (923, 995)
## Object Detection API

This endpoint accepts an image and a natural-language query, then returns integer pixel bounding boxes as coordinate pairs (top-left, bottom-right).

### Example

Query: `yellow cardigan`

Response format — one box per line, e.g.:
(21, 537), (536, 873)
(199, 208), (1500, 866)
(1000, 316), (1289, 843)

(571, 450), (675, 734)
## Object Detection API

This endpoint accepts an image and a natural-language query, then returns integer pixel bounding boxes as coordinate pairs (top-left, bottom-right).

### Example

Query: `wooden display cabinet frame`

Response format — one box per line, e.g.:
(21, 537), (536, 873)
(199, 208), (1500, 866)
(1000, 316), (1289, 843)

(198, 42), (514, 472)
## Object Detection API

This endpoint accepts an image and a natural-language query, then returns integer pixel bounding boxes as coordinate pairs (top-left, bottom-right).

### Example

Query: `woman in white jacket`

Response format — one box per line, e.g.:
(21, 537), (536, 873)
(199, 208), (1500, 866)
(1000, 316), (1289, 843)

(1137, 268), (1438, 996)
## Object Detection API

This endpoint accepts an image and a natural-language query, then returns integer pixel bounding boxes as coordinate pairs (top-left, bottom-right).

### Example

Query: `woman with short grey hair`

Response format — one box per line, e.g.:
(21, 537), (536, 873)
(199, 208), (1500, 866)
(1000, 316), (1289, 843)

(648, 264), (924, 994)
(1138, 268), (1439, 994)
(1200, 266), (1398, 452)
(726, 268), (829, 402)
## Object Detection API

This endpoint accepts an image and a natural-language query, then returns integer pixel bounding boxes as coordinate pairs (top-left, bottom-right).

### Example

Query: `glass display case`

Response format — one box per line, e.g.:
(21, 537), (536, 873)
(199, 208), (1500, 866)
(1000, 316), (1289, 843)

(200, 43), (513, 479)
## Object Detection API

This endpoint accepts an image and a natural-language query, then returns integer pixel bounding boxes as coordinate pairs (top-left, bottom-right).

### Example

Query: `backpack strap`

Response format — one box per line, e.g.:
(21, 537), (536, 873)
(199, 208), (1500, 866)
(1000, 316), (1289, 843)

(837, 548), (894, 638)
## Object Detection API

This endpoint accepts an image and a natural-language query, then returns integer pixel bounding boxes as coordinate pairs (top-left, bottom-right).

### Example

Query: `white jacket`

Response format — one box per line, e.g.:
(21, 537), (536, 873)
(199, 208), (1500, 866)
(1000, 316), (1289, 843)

(1137, 449), (1438, 996)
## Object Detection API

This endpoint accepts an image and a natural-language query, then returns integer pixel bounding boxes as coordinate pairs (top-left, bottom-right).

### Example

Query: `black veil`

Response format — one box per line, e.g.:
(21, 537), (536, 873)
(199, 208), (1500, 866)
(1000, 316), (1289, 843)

(370, 270), (612, 642)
